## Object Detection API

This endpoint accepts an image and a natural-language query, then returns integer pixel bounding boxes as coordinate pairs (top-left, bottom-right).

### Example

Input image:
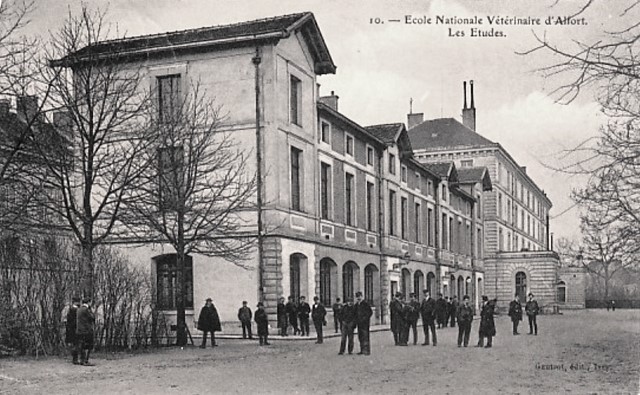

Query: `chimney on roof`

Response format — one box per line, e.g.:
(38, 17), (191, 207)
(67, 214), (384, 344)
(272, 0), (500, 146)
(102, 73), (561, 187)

(461, 80), (476, 132)
(17, 95), (39, 122)
(521, 166), (527, 174)
(407, 112), (424, 130)
(318, 90), (339, 111)
(0, 99), (10, 117)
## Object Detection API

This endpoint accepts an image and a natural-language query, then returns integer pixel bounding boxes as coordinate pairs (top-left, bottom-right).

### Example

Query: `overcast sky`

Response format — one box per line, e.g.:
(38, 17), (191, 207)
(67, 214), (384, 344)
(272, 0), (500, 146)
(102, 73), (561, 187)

(19, 0), (627, 242)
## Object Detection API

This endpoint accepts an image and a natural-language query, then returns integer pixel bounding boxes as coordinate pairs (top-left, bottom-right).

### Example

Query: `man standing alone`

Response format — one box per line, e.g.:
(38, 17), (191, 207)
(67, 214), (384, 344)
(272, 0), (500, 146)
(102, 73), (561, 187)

(76, 297), (95, 366)
(420, 290), (437, 346)
(525, 293), (540, 335)
(312, 296), (327, 344)
(456, 295), (473, 347)
(508, 294), (523, 335)
(254, 302), (270, 346)
(238, 301), (253, 339)
(198, 298), (221, 348)
(355, 291), (372, 355)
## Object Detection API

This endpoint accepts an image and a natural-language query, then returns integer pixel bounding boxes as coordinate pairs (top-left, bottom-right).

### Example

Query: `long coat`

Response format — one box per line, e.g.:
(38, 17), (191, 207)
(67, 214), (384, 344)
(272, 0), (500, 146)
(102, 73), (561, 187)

(254, 308), (269, 335)
(420, 297), (437, 322)
(435, 298), (448, 322)
(356, 300), (373, 327)
(508, 300), (523, 321)
(197, 304), (221, 332)
(277, 302), (287, 329)
(65, 305), (78, 343)
(76, 305), (95, 336)
(312, 303), (327, 324)
(479, 300), (496, 337)
(389, 299), (404, 332)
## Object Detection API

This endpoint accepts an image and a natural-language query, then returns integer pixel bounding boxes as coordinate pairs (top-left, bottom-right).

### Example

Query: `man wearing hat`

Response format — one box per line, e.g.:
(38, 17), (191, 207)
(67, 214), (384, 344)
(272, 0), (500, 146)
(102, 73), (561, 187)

(525, 293), (540, 335)
(435, 293), (447, 329)
(338, 297), (357, 355)
(508, 294), (523, 335)
(355, 291), (372, 355)
(420, 290), (437, 346)
(408, 293), (420, 345)
(197, 298), (221, 348)
(254, 302), (270, 345)
(277, 297), (288, 336)
(237, 300), (253, 339)
(76, 297), (95, 365)
(476, 295), (496, 348)
(297, 296), (311, 337)
(389, 292), (404, 346)
(311, 296), (327, 344)
(456, 295), (473, 347)
(65, 296), (80, 364)
(286, 296), (300, 335)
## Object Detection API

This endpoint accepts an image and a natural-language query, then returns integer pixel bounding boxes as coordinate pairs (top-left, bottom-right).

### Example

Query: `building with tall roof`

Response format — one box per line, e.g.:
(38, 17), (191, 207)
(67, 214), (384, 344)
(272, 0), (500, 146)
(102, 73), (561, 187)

(407, 80), (568, 312)
(53, 12), (488, 337)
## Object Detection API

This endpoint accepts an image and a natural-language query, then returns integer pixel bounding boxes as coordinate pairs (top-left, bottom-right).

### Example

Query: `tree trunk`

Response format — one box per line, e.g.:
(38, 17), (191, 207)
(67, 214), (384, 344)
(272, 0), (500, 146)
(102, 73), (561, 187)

(81, 241), (94, 299)
(175, 212), (187, 346)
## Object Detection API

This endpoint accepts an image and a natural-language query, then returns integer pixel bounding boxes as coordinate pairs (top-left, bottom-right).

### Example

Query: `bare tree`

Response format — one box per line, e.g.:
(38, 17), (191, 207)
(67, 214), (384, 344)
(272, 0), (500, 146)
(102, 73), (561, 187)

(31, 6), (152, 298)
(122, 82), (257, 346)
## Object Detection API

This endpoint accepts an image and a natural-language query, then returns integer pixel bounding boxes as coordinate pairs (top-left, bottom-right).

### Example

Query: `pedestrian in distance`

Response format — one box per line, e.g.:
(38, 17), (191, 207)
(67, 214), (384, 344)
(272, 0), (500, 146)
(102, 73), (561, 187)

(254, 302), (270, 345)
(389, 292), (404, 345)
(508, 294), (523, 335)
(298, 296), (311, 336)
(611, 300), (616, 311)
(338, 298), (357, 355)
(332, 298), (343, 333)
(76, 297), (95, 366)
(449, 295), (459, 327)
(198, 298), (221, 348)
(408, 293), (420, 345)
(444, 296), (451, 327)
(65, 296), (80, 365)
(436, 293), (447, 329)
(398, 294), (411, 346)
(420, 290), (437, 346)
(286, 296), (300, 335)
(456, 295), (473, 347)
(312, 296), (327, 344)
(238, 300), (253, 339)
(525, 293), (540, 335)
(355, 291), (372, 355)
(277, 297), (288, 336)
(476, 296), (496, 348)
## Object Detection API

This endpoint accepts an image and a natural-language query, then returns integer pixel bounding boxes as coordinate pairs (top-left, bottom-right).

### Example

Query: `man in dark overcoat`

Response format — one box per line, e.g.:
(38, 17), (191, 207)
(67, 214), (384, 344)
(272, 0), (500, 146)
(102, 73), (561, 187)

(254, 302), (270, 346)
(286, 296), (300, 335)
(338, 298), (357, 355)
(508, 294), (523, 335)
(298, 296), (311, 336)
(332, 298), (343, 333)
(408, 293), (420, 345)
(277, 297), (288, 336)
(525, 293), (540, 335)
(65, 296), (80, 364)
(389, 292), (404, 345)
(456, 295), (473, 347)
(435, 293), (447, 329)
(476, 296), (496, 348)
(237, 300), (253, 339)
(355, 291), (372, 355)
(76, 297), (95, 365)
(198, 298), (221, 348)
(449, 295), (459, 327)
(312, 296), (327, 344)
(420, 290), (437, 346)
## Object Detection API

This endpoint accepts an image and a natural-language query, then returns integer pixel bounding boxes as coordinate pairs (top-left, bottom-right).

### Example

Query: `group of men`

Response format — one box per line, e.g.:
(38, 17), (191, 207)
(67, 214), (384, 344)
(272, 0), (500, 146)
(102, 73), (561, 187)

(65, 297), (95, 365)
(507, 293), (541, 336)
(276, 295), (327, 339)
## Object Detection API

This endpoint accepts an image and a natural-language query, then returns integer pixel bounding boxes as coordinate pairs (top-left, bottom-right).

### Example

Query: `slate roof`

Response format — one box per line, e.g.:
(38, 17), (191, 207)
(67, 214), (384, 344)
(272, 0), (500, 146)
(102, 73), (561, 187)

(423, 162), (454, 179)
(457, 167), (493, 191)
(408, 118), (495, 151)
(0, 112), (69, 161)
(52, 12), (336, 74)
(317, 102), (386, 147)
(364, 123), (404, 145)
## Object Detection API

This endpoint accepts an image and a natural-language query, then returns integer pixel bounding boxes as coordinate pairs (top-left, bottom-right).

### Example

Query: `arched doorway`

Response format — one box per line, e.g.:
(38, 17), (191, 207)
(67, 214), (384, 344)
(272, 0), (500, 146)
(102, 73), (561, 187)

(450, 274), (456, 298)
(465, 276), (471, 296)
(319, 258), (338, 306)
(427, 272), (436, 295)
(289, 253), (308, 301)
(414, 270), (424, 300)
(515, 271), (527, 301)
(477, 277), (483, 297)
(343, 261), (360, 302)
(401, 268), (412, 299)
(557, 281), (566, 303)
(364, 264), (380, 308)
(457, 275), (464, 300)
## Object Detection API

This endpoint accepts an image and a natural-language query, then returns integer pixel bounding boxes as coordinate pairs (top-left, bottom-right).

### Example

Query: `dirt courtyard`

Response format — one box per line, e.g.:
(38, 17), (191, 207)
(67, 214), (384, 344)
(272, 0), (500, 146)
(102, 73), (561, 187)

(1, 310), (639, 394)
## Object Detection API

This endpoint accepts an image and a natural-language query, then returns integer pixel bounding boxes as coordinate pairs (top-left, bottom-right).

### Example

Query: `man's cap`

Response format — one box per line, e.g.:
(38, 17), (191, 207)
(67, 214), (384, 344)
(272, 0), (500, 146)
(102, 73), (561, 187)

(528, 293), (534, 297)
(300, 295), (306, 299)
(242, 300), (248, 304)
(355, 291), (363, 297)
(257, 302), (264, 307)
(82, 297), (91, 304)
(288, 295), (294, 299)
(395, 292), (403, 297)
(313, 296), (319, 301)
(463, 295), (470, 300)
(423, 289), (429, 294)
(482, 295), (488, 301)
(72, 296), (81, 302)
(206, 297), (212, 302)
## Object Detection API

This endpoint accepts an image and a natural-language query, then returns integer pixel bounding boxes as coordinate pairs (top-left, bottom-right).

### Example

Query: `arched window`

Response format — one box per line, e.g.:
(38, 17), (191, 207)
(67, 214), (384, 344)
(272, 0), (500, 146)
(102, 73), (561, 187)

(557, 281), (566, 303)
(364, 264), (378, 305)
(414, 271), (424, 301)
(465, 276), (471, 296)
(450, 274), (456, 298)
(457, 276), (464, 300)
(155, 254), (193, 310)
(320, 258), (337, 306)
(290, 254), (302, 301)
(343, 261), (359, 302)
(515, 271), (527, 301)
(427, 272), (436, 295)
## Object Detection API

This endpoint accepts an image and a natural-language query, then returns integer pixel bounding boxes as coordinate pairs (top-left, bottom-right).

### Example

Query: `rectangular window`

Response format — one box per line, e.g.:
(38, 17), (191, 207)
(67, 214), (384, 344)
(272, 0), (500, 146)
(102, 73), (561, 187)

(427, 180), (433, 196)
(476, 194), (481, 218)
(415, 173), (421, 191)
(388, 153), (396, 174)
(427, 207), (434, 247)
(156, 255), (194, 310)
(366, 146), (374, 166)
(345, 134), (354, 157)
(442, 184), (447, 201)
(320, 162), (331, 220)
(345, 172), (354, 226)
(290, 75), (301, 125)
(389, 190), (397, 236)
(401, 165), (407, 183)
(320, 121), (331, 144)
(366, 181), (375, 231)
(157, 74), (181, 123)
(477, 228), (483, 259)
(449, 217), (454, 252)
(290, 147), (302, 211)
(415, 202), (421, 243)
(527, 214), (531, 235)
(401, 197), (408, 239)
(498, 193), (503, 219)
(158, 145), (184, 211)
(461, 159), (473, 168)
(442, 213), (448, 250)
